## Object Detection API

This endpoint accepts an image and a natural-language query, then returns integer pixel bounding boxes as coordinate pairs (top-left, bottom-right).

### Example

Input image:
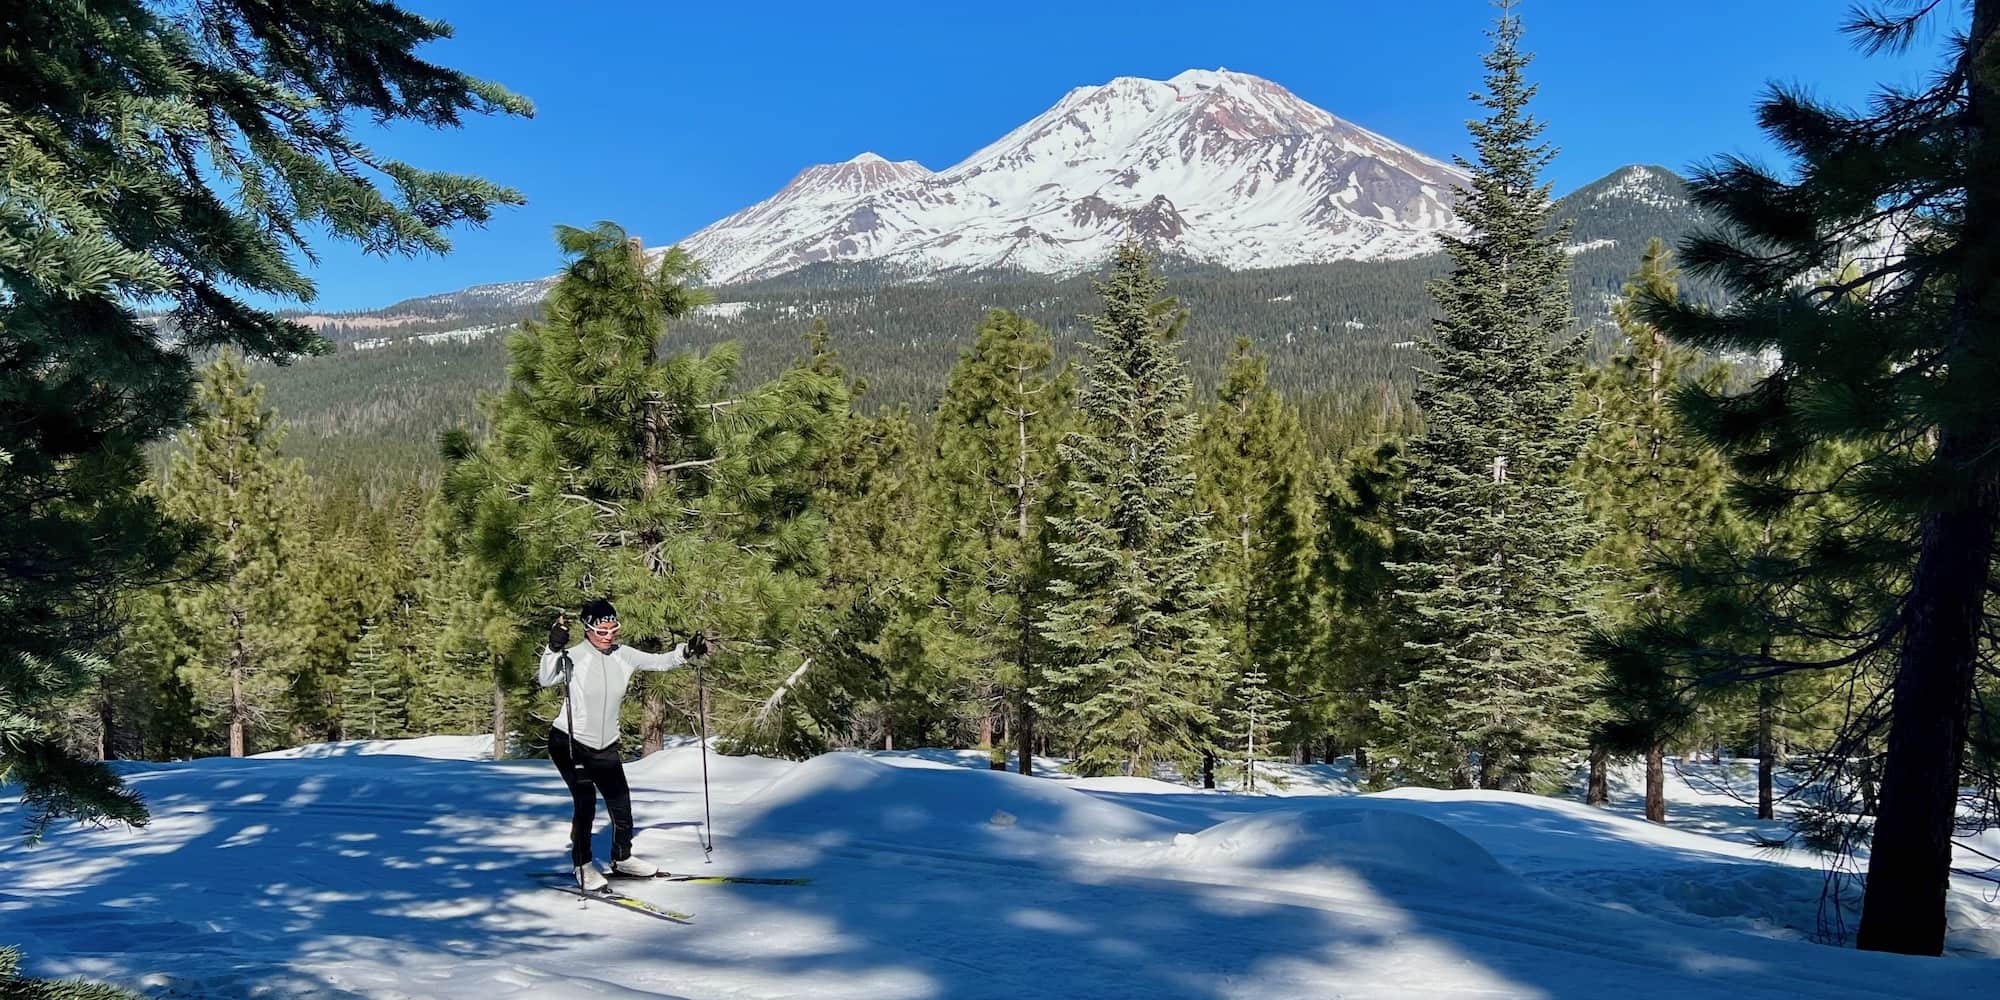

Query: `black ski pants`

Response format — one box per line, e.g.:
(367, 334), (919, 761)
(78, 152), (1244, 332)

(548, 725), (634, 867)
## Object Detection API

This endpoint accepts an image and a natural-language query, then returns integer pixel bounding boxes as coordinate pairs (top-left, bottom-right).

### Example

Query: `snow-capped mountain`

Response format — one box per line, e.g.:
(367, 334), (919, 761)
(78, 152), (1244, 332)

(682, 68), (1468, 285)
(312, 81), (1708, 331)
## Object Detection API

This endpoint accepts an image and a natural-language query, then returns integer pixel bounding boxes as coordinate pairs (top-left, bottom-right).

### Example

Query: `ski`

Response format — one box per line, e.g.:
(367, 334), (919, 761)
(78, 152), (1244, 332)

(609, 870), (813, 886)
(536, 877), (694, 923)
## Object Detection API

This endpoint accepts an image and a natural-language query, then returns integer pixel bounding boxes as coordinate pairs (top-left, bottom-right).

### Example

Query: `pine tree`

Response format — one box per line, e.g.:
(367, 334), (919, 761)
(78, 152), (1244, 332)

(287, 498), (391, 744)
(155, 354), (313, 757)
(1193, 337), (1316, 760)
(1312, 438), (1406, 773)
(806, 376), (949, 754)
(1575, 241), (1731, 819)
(340, 620), (404, 740)
(1597, 1), (2000, 954)
(1222, 668), (1281, 792)
(106, 574), (203, 763)
(401, 497), (515, 742)
(1381, 6), (1598, 791)
(404, 489), (531, 755)
(1038, 244), (1229, 779)
(929, 310), (1075, 774)
(446, 223), (844, 756)
(0, 0), (526, 826)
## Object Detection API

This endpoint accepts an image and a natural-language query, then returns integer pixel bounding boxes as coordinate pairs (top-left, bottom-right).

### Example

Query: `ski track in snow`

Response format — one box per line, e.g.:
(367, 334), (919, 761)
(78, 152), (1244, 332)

(1, 738), (1993, 999)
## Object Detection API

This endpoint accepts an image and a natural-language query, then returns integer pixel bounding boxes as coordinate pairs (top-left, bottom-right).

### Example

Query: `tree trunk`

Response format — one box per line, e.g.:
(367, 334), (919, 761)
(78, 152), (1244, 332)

(1201, 751), (1215, 790)
(1246, 709), (1257, 794)
(1856, 0), (1998, 955)
(1010, 608), (1033, 781)
(1013, 389), (1037, 779)
(884, 731), (893, 751)
(641, 679), (666, 757)
(1858, 442), (1997, 954)
(1586, 744), (1609, 806)
(637, 359), (671, 752)
(97, 674), (113, 762)
(491, 660), (509, 760)
(229, 608), (247, 758)
(981, 711), (1006, 769)
(1644, 741), (1666, 824)
(1756, 678), (1776, 820)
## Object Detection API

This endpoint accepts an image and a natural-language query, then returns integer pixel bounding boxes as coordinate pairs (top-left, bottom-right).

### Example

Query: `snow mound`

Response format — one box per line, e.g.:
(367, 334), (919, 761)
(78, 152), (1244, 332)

(623, 739), (794, 787)
(1547, 856), (2000, 956)
(732, 751), (1178, 845)
(1169, 806), (1514, 885)
(252, 734), (495, 760)
(861, 747), (1071, 775)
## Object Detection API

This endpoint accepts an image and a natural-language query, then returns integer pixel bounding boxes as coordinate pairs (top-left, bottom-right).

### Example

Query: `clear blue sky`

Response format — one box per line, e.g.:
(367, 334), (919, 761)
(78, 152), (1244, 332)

(291, 0), (1953, 311)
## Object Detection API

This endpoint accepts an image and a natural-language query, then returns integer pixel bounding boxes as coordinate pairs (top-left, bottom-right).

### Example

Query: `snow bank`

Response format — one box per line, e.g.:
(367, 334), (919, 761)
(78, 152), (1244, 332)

(731, 751), (1179, 846)
(623, 739), (794, 789)
(859, 746), (1070, 775)
(1165, 806), (1514, 885)
(251, 734), (496, 760)
(862, 747), (1366, 798)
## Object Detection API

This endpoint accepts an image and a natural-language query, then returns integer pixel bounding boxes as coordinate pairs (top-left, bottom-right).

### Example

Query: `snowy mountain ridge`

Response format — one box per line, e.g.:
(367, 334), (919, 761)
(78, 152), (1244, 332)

(680, 68), (1470, 285)
(319, 105), (1698, 326)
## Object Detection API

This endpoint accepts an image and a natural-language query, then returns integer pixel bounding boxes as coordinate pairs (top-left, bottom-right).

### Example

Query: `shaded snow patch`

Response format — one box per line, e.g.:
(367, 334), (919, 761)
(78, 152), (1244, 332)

(732, 751), (1178, 845)
(1168, 806), (1514, 885)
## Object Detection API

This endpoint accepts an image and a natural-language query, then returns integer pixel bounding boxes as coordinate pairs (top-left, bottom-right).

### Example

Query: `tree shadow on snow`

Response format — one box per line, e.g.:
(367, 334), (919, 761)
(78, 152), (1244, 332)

(0, 750), (1983, 999)
(0, 752), (692, 998)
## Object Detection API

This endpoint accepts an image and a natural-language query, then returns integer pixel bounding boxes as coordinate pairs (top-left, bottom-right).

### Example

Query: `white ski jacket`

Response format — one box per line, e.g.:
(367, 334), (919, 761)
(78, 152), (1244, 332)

(538, 640), (690, 751)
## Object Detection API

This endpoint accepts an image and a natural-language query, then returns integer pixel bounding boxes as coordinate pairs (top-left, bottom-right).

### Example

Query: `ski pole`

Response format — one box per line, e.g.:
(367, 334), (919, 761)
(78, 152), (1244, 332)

(695, 640), (715, 862)
(559, 622), (588, 903)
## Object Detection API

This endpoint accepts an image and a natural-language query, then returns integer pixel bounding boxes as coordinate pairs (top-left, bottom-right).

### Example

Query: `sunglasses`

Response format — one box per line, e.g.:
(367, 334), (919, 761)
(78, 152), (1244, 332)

(585, 619), (621, 637)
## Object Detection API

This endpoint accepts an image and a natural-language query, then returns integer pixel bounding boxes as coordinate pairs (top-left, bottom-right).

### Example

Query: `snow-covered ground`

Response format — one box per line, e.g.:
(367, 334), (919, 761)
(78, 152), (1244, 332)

(3, 738), (1994, 998)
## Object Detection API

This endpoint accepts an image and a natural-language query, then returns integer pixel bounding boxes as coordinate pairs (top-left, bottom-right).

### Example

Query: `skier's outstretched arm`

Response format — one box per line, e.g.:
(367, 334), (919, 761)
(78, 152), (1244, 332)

(628, 643), (690, 672)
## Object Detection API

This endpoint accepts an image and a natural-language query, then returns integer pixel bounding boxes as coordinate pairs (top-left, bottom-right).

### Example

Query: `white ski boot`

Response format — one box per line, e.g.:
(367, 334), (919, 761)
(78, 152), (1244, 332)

(611, 855), (659, 878)
(575, 864), (609, 892)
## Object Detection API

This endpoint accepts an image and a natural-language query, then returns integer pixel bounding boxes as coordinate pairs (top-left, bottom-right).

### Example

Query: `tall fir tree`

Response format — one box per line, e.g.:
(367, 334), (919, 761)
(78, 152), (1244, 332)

(1038, 244), (1229, 779)
(406, 497), (520, 744)
(929, 310), (1075, 774)
(340, 620), (403, 740)
(1574, 241), (1731, 819)
(1599, 1), (2000, 955)
(1221, 668), (1281, 792)
(287, 496), (395, 745)
(154, 354), (312, 757)
(0, 0), (526, 828)
(1381, 5), (1598, 791)
(1193, 337), (1316, 761)
(1311, 437), (1406, 772)
(803, 356), (948, 754)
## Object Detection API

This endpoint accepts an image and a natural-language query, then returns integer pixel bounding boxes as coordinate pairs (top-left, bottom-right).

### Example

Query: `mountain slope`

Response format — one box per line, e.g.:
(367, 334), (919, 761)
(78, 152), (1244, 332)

(680, 68), (1468, 284)
(293, 76), (1698, 330)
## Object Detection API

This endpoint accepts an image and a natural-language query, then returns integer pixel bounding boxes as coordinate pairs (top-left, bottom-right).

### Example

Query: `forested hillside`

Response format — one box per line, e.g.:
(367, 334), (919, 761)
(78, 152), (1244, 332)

(260, 163), (1705, 490)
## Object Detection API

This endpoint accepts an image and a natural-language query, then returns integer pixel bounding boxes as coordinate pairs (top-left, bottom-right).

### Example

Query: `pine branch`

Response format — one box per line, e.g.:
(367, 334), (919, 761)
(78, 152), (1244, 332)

(755, 657), (817, 726)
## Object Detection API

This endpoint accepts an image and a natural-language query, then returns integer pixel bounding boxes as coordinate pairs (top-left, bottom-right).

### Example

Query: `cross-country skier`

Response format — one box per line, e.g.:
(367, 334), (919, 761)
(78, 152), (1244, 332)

(540, 597), (710, 891)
